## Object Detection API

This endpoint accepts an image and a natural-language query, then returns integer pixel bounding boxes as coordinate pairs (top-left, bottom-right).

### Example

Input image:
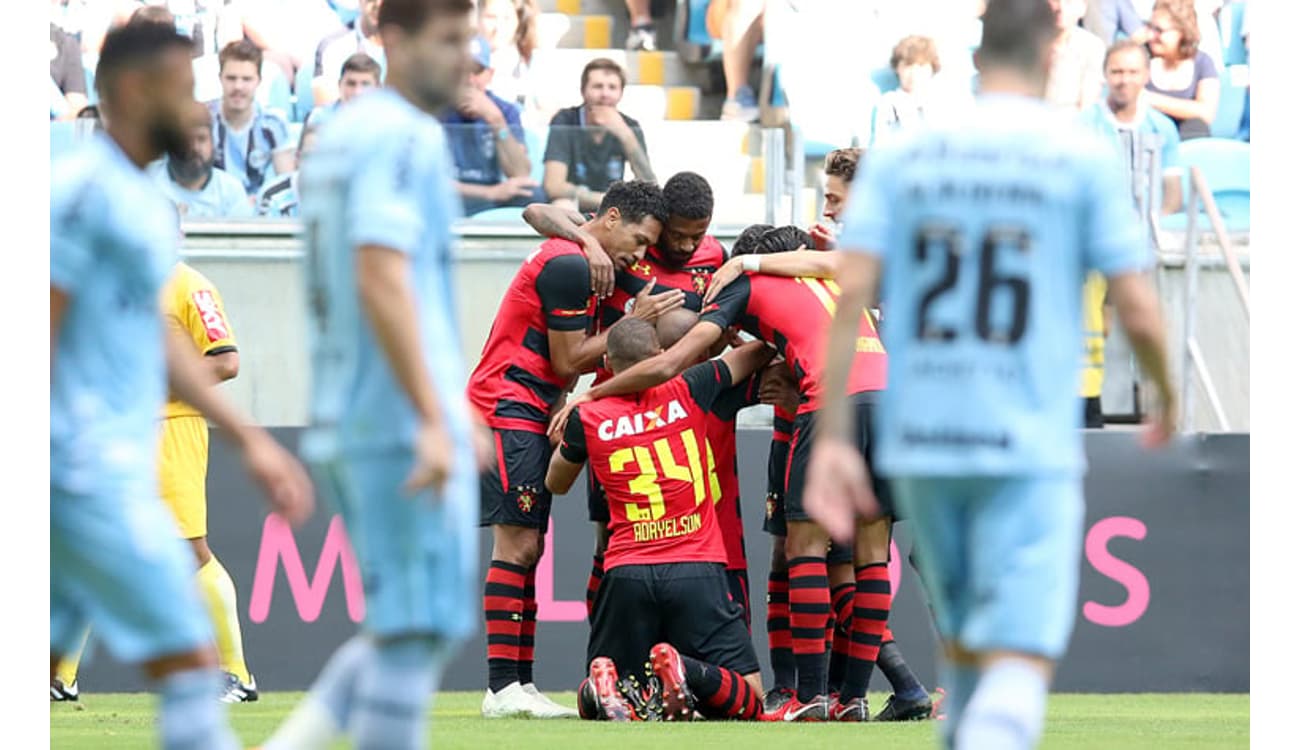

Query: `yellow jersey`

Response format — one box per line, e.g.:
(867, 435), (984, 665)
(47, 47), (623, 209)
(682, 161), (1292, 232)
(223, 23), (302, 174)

(1080, 272), (1107, 399)
(162, 263), (238, 419)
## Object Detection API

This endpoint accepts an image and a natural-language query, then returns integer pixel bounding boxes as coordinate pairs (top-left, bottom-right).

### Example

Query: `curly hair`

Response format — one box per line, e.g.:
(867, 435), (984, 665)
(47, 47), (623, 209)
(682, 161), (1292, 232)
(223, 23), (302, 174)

(662, 171), (714, 221)
(756, 225), (816, 255)
(824, 148), (862, 184)
(599, 180), (668, 225)
(1152, 0), (1200, 60)
(731, 223), (775, 257)
(890, 35), (941, 74)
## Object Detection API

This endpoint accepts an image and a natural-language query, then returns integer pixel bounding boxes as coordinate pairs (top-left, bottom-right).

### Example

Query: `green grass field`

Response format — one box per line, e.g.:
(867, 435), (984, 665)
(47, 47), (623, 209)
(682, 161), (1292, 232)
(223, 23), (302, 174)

(51, 691), (1248, 749)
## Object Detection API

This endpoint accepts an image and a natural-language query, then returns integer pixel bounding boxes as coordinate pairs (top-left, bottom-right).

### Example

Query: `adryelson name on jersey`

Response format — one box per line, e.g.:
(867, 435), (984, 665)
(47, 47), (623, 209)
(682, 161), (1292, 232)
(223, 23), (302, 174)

(597, 399), (690, 441)
(632, 511), (703, 542)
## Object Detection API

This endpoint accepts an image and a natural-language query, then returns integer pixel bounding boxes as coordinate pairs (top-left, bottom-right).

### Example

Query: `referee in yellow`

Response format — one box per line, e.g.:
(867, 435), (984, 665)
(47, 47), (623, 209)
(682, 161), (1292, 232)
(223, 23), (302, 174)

(1081, 271), (1112, 429)
(53, 261), (258, 703)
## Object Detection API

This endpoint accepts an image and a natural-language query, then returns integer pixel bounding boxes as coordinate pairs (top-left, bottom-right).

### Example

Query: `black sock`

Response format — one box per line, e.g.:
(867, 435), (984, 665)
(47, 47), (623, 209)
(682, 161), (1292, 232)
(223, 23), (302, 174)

(878, 640), (927, 699)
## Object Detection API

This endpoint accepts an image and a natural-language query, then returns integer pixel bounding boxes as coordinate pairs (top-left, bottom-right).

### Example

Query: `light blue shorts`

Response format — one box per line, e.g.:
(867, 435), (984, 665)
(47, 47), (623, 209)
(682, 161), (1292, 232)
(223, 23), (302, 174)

(312, 451), (479, 642)
(51, 478), (211, 663)
(891, 475), (1085, 660)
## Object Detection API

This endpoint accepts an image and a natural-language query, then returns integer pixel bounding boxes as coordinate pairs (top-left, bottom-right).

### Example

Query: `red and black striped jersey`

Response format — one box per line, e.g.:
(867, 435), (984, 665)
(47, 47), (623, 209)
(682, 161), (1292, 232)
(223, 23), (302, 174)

(705, 373), (763, 571)
(702, 274), (887, 414)
(561, 360), (733, 570)
(467, 238), (596, 433)
(597, 237), (726, 331)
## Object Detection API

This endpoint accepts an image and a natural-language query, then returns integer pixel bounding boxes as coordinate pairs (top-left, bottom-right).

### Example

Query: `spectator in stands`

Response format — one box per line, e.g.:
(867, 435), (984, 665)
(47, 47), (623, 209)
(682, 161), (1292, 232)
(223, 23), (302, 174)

(1047, 0), (1106, 110)
(50, 19), (88, 120)
(718, 0), (764, 122)
(305, 52), (382, 127)
(872, 35), (941, 146)
(312, 0), (384, 107)
(257, 122), (321, 218)
(441, 36), (541, 216)
(478, 0), (539, 118)
(1079, 39), (1183, 214)
(1140, 0), (1219, 139)
(225, 0), (344, 83)
(151, 101), (254, 219)
(543, 58), (655, 212)
(809, 147), (860, 251)
(624, 0), (658, 51)
(210, 40), (296, 196)
(1083, 0), (1145, 42)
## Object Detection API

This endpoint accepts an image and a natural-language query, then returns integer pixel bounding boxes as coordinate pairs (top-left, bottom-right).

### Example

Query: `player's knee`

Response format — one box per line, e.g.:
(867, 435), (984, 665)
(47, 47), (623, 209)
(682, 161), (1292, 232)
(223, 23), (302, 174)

(853, 518), (892, 564)
(784, 523), (827, 559)
(492, 526), (543, 567)
(769, 538), (788, 571)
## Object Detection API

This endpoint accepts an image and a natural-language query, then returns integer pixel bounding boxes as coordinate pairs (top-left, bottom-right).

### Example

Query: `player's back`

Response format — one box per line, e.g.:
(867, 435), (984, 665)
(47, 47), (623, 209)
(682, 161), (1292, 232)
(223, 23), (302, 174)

(580, 375), (726, 569)
(51, 134), (178, 496)
(299, 88), (472, 461)
(847, 94), (1147, 476)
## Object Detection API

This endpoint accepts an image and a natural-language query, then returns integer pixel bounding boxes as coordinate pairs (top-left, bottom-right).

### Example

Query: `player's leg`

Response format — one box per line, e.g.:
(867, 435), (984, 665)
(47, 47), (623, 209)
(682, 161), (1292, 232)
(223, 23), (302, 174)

(586, 472), (611, 621)
(762, 482), (797, 709)
(582, 564), (661, 721)
(832, 516), (892, 721)
(825, 545), (855, 699)
(52, 482), (238, 749)
(952, 476), (1085, 750)
(188, 536), (256, 701)
(51, 626), (88, 700)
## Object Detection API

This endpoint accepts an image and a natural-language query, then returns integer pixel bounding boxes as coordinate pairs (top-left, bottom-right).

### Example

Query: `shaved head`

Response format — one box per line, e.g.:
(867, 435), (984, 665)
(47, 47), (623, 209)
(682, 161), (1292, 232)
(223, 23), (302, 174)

(606, 317), (662, 373)
(656, 309), (699, 350)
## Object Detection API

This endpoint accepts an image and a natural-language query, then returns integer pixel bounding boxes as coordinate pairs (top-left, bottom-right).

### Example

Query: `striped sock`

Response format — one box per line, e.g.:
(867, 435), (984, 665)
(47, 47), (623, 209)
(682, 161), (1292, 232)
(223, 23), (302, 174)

(484, 560), (527, 692)
(827, 582), (855, 694)
(841, 563), (891, 701)
(766, 570), (796, 691)
(681, 654), (762, 720)
(520, 566), (537, 686)
(788, 556), (830, 702)
(586, 554), (604, 623)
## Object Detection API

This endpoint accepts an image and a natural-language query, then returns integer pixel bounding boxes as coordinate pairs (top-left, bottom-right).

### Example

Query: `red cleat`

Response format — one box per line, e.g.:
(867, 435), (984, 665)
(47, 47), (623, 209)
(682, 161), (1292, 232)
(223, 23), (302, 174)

(931, 687), (947, 721)
(761, 692), (830, 722)
(649, 643), (696, 721)
(587, 657), (634, 722)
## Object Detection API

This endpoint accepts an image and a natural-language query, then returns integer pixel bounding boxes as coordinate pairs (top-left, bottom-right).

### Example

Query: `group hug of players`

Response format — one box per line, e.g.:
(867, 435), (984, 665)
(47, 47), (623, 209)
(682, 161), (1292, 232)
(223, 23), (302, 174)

(468, 155), (938, 723)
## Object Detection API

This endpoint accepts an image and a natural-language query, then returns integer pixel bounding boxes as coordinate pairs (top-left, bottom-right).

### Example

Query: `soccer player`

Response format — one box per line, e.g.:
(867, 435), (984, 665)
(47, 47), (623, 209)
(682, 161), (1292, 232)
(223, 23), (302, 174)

(549, 225), (893, 722)
(808, 1), (1178, 747)
(257, 1), (487, 748)
(52, 261), (259, 704)
(522, 171), (727, 619)
(470, 180), (682, 718)
(546, 317), (776, 722)
(51, 21), (312, 750)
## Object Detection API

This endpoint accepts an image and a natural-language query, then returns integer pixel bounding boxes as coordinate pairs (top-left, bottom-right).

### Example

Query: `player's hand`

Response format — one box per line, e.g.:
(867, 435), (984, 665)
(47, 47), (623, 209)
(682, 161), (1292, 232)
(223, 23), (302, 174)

(629, 277), (685, 322)
(759, 361), (799, 411)
(804, 436), (879, 544)
(490, 177), (539, 202)
(810, 223), (837, 251)
(582, 232), (616, 299)
(548, 392), (591, 440)
(704, 258), (744, 304)
(240, 429), (315, 526)
(405, 420), (455, 496)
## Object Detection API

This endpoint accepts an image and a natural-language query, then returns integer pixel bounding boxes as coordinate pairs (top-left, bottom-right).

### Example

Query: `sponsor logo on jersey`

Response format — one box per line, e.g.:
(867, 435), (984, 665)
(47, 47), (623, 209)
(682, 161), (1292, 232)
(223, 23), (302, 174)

(597, 399), (690, 441)
(192, 289), (230, 342)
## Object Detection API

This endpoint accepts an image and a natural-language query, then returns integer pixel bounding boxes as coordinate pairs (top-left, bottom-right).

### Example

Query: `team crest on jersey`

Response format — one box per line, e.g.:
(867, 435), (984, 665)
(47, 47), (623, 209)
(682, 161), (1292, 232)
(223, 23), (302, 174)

(690, 272), (709, 296)
(765, 492), (778, 520)
(597, 399), (690, 441)
(515, 485), (541, 514)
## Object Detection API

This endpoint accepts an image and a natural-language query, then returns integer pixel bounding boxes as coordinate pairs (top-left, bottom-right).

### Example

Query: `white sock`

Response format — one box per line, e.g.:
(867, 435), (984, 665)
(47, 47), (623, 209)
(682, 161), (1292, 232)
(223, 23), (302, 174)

(955, 660), (1049, 750)
(350, 638), (449, 750)
(940, 662), (980, 750)
(157, 668), (239, 750)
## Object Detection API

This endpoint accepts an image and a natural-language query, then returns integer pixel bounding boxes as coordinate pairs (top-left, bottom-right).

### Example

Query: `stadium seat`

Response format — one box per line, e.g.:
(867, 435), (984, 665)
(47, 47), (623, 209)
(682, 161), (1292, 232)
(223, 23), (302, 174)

(1161, 137), (1250, 233)
(1211, 69), (1248, 139)
(294, 64), (317, 123)
(870, 66), (900, 95)
(674, 0), (722, 64)
(466, 206), (528, 223)
(259, 61), (294, 120)
(1222, 1), (1247, 66)
(525, 127), (547, 185)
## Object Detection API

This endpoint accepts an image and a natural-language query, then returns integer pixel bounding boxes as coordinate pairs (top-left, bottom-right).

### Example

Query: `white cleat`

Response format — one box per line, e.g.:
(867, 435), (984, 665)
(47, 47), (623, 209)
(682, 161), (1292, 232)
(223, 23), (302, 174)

(521, 683), (580, 718)
(482, 681), (537, 718)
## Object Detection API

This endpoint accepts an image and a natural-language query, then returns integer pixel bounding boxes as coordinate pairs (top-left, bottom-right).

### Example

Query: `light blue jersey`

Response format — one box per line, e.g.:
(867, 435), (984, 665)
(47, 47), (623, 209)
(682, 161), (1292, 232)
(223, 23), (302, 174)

(148, 160), (254, 219)
(840, 94), (1150, 477)
(208, 101), (292, 195)
(51, 133), (211, 661)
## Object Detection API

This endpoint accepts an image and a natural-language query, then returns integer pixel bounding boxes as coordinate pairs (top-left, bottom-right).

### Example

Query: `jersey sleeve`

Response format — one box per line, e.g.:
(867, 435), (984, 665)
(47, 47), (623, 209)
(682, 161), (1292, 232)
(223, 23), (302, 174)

(537, 253), (593, 331)
(50, 179), (94, 295)
(180, 275), (238, 355)
(559, 407), (589, 463)
(266, 111), (293, 154)
(699, 275), (750, 330)
(1082, 144), (1151, 277)
(346, 132), (424, 255)
(710, 371), (762, 421)
(838, 143), (898, 259)
(682, 359), (733, 411)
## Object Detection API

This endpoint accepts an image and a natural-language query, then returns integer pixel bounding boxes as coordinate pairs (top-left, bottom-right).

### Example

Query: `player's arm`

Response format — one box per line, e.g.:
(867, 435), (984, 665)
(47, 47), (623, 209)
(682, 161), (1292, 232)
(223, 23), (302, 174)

(522, 202), (614, 298)
(50, 286), (68, 375)
(693, 343), (777, 417)
(545, 407), (588, 495)
(543, 161), (603, 212)
(819, 252), (880, 444)
(178, 281), (241, 382)
(704, 250), (843, 303)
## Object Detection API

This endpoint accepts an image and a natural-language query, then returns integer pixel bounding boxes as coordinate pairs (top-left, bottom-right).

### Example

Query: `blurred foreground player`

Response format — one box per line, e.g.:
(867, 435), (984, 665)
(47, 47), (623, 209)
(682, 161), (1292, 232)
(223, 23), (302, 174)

(546, 318), (774, 722)
(810, 1), (1178, 747)
(51, 21), (313, 750)
(259, 2), (488, 748)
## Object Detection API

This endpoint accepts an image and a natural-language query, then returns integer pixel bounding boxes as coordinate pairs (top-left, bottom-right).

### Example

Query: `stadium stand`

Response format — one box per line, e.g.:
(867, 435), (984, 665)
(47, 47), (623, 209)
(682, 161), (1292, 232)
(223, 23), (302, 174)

(1161, 136), (1250, 234)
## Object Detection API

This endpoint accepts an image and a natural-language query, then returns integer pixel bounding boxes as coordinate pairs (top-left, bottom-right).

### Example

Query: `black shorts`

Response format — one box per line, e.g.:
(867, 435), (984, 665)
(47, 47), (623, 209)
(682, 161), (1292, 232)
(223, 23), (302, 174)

(762, 436), (790, 536)
(478, 428), (554, 531)
(588, 562), (760, 679)
(726, 568), (752, 632)
(587, 469), (610, 524)
(786, 394), (896, 523)
(1083, 396), (1104, 429)
(826, 540), (853, 566)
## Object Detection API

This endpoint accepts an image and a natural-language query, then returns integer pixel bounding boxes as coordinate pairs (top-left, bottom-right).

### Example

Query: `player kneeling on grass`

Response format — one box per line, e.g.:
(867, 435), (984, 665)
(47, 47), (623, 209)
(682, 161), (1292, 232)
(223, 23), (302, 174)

(545, 317), (774, 721)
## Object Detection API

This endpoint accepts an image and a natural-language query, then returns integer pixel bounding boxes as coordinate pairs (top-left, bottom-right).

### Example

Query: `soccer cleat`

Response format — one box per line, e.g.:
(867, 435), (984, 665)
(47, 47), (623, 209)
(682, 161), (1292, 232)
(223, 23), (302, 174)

(761, 693), (830, 722)
(588, 657), (635, 722)
(617, 672), (663, 721)
(762, 686), (795, 714)
(521, 682), (580, 718)
(220, 673), (258, 703)
(648, 643), (696, 722)
(625, 25), (657, 52)
(931, 687), (947, 720)
(873, 691), (934, 721)
(482, 681), (537, 718)
(831, 695), (870, 722)
(50, 678), (79, 702)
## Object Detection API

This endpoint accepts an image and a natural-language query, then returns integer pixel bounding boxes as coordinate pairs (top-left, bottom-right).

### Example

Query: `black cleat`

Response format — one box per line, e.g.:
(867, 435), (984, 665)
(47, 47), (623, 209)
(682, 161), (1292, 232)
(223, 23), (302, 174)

(51, 678), (79, 702)
(873, 691), (934, 721)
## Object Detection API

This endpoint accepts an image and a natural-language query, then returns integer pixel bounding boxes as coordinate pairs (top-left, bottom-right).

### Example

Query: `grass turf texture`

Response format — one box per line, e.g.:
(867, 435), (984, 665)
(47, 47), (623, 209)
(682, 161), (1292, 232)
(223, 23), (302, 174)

(52, 691), (1247, 749)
